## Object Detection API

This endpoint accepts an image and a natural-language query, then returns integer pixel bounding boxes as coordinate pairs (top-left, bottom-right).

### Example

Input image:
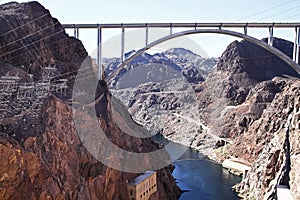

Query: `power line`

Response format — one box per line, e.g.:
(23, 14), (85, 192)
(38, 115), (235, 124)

(280, 13), (300, 21)
(193, 0), (298, 54)
(0, 21), (60, 50)
(237, 0), (297, 21)
(5, 15), (44, 68)
(3, 36), (82, 66)
(258, 4), (300, 21)
(0, 29), (65, 58)
(0, 13), (50, 37)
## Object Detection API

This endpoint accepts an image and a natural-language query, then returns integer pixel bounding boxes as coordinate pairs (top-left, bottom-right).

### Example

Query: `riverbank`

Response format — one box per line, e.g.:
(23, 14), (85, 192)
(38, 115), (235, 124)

(151, 135), (244, 199)
(172, 148), (242, 200)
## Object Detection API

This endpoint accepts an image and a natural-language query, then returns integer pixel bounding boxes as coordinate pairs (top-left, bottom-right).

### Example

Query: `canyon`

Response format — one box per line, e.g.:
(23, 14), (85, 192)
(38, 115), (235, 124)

(108, 38), (300, 199)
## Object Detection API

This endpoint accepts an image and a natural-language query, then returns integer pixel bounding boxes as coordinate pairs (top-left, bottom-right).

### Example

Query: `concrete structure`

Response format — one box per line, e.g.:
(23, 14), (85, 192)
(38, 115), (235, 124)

(127, 171), (157, 200)
(63, 22), (300, 80)
(222, 158), (251, 177)
(276, 185), (294, 200)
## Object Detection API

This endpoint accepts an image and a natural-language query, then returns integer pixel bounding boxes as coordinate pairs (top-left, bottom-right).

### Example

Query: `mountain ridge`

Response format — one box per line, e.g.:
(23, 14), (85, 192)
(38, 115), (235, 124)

(105, 47), (218, 88)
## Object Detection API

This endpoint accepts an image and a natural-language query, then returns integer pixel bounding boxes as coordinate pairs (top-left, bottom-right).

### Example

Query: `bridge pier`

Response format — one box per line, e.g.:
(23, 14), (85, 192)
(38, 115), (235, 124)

(244, 25), (248, 35)
(73, 25), (76, 38)
(293, 27), (299, 64)
(268, 26), (274, 46)
(73, 25), (79, 39)
(121, 25), (125, 63)
(97, 25), (102, 80)
(145, 24), (149, 46)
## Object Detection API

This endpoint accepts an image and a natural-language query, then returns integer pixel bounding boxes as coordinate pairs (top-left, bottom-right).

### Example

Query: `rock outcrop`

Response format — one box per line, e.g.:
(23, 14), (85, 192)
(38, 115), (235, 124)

(233, 79), (300, 199)
(0, 1), (180, 199)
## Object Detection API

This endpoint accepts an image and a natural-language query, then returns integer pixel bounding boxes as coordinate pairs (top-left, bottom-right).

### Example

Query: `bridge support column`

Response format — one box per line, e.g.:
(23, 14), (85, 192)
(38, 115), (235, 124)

(121, 25), (125, 63)
(293, 27), (299, 64)
(73, 25), (79, 39)
(244, 25), (248, 35)
(145, 24), (149, 46)
(170, 23), (173, 35)
(268, 26), (273, 46)
(97, 25), (102, 80)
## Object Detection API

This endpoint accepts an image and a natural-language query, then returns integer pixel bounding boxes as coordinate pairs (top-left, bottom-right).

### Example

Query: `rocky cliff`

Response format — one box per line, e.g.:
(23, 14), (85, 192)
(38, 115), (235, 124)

(0, 92), (180, 199)
(0, 1), (87, 95)
(193, 38), (300, 199)
(183, 38), (300, 199)
(233, 78), (300, 199)
(0, 1), (180, 199)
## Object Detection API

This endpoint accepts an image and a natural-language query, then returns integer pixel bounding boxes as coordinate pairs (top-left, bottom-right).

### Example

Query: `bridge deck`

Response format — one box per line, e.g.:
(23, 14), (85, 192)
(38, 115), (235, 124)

(63, 22), (300, 29)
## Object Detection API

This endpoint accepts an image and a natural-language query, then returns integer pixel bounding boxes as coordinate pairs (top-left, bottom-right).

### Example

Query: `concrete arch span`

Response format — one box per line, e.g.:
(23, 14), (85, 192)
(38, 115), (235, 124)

(106, 29), (300, 82)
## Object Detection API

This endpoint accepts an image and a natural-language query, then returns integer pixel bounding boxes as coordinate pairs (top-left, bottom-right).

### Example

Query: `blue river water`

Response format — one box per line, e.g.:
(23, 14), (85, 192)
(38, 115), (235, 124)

(172, 148), (242, 200)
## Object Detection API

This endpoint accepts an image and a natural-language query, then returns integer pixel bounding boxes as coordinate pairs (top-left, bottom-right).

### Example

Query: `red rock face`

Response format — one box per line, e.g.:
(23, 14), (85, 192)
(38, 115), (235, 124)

(0, 2), (180, 199)
(0, 91), (180, 200)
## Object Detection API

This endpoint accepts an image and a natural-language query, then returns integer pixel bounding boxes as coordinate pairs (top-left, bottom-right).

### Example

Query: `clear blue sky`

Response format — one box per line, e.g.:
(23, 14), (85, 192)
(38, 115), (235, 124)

(1, 0), (299, 57)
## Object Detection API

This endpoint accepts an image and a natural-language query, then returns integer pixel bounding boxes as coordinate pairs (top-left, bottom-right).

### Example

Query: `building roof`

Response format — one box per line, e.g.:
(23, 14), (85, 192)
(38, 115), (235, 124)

(128, 171), (155, 185)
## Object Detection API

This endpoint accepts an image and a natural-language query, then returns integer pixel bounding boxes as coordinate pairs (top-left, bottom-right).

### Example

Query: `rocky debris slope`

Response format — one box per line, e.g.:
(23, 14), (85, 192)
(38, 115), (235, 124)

(105, 47), (218, 88)
(111, 77), (205, 153)
(0, 2), (180, 199)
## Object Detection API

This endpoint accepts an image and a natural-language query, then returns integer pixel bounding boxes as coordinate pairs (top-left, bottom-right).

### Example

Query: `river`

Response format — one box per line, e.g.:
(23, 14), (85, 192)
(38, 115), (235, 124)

(172, 148), (242, 200)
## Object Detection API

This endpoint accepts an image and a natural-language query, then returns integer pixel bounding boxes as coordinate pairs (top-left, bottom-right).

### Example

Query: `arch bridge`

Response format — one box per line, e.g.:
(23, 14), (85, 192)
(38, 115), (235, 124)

(62, 22), (300, 80)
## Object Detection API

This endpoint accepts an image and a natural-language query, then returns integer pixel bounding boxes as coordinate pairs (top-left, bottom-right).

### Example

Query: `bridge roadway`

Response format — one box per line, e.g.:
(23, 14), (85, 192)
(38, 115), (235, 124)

(63, 22), (300, 29)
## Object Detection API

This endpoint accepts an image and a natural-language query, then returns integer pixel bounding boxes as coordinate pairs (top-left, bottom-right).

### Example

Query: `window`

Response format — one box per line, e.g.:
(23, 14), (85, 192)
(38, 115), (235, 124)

(130, 190), (133, 196)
